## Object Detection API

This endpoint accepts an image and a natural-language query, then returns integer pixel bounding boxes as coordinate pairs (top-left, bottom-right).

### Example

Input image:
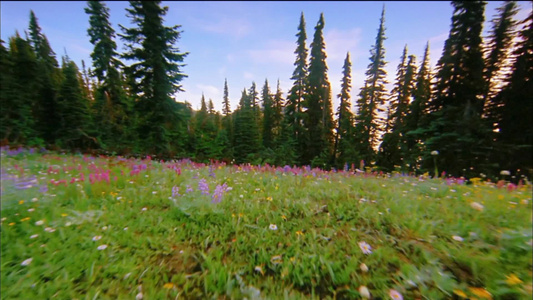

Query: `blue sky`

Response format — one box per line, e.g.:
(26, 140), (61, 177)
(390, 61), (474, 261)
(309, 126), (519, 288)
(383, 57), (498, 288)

(1, 1), (531, 112)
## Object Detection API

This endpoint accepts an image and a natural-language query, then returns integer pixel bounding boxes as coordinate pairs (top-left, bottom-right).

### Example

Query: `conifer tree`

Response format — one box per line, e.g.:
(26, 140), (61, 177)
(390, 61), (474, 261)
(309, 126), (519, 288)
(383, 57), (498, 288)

(304, 13), (334, 166)
(233, 89), (260, 163)
(261, 79), (275, 149)
(272, 80), (285, 148)
(333, 52), (356, 167)
(28, 10), (61, 144)
(354, 6), (388, 165)
(495, 9), (532, 174)
(119, 0), (188, 155)
(220, 78), (233, 160)
(425, 1), (487, 177)
(285, 12), (308, 162)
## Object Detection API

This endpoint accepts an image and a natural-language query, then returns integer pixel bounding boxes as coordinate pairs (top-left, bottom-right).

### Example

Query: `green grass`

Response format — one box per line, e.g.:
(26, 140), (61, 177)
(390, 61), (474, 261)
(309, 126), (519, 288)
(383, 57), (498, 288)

(1, 150), (532, 299)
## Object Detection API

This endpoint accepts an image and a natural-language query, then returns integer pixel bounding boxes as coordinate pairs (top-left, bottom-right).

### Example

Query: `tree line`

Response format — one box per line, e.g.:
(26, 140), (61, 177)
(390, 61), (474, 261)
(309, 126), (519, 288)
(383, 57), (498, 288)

(1, 1), (531, 179)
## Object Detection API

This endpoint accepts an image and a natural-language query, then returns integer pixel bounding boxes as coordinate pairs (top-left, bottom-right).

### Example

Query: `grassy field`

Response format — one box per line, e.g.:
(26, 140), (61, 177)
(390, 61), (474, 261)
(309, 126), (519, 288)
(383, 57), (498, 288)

(1, 148), (532, 299)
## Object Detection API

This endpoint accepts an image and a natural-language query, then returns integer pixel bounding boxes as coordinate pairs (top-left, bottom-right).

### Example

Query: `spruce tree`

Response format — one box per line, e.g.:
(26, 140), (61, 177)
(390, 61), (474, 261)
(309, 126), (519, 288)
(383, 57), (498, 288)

(220, 78), (233, 161)
(28, 10), (61, 144)
(285, 12), (308, 163)
(354, 6), (388, 165)
(272, 80), (285, 148)
(304, 13), (334, 166)
(119, 1), (189, 156)
(425, 1), (487, 177)
(333, 52), (356, 167)
(496, 9), (533, 174)
(233, 89), (260, 163)
(261, 79), (275, 149)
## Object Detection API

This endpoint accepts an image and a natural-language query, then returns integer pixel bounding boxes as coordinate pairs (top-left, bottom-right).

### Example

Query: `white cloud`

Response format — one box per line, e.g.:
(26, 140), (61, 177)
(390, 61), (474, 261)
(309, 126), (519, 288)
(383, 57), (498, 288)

(196, 84), (221, 98)
(324, 28), (363, 62)
(248, 39), (295, 65)
(195, 17), (252, 39)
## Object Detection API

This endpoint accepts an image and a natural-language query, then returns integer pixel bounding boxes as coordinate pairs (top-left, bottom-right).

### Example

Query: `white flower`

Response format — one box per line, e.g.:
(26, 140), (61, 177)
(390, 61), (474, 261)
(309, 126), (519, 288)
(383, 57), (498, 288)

(431, 150), (439, 156)
(30, 234), (39, 239)
(97, 244), (108, 250)
(359, 286), (371, 299)
(65, 222), (72, 227)
(27, 208), (35, 212)
(500, 170), (511, 176)
(358, 241), (373, 255)
(21, 258), (33, 266)
(152, 191), (157, 194)
(44, 227), (55, 233)
(102, 226), (108, 230)
(239, 195), (244, 198)
(31, 198), (38, 202)
(92, 235), (102, 241)
(389, 289), (403, 300)
(142, 207), (147, 211)
(117, 197), (122, 200)
(124, 227), (128, 231)
(35, 220), (44, 226)
(136, 292), (143, 300)
(1, 217), (6, 222)
(470, 202), (484, 211)
(360, 263), (369, 273)
(452, 235), (464, 242)
(269, 224), (278, 231)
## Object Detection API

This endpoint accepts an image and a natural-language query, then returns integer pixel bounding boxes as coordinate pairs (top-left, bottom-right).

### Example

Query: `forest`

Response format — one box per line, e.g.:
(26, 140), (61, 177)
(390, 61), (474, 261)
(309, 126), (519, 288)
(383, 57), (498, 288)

(1, 1), (531, 180)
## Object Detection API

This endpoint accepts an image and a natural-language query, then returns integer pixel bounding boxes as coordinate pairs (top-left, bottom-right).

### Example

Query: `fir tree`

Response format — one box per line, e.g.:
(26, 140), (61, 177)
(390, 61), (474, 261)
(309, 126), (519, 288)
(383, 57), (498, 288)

(333, 52), (356, 167)
(261, 79), (275, 149)
(425, 1), (487, 177)
(304, 13), (334, 166)
(272, 79), (285, 147)
(28, 10), (61, 144)
(233, 89), (260, 163)
(119, 1), (189, 155)
(220, 79), (233, 160)
(354, 6), (388, 165)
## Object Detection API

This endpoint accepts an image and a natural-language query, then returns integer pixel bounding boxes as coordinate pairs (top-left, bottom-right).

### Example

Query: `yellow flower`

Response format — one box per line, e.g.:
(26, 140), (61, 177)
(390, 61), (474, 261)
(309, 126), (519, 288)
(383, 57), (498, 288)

(19, 200), (24, 205)
(61, 213), (68, 217)
(232, 213), (236, 218)
(453, 289), (468, 298)
(505, 274), (523, 285)
(8, 222), (15, 226)
(254, 265), (264, 275)
(281, 215), (287, 221)
(238, 213), (244, 217)
(266, 196), (273, 201)
(296, 230), (304, 236)
(469, 287), (492, 299)
(20, 217), (30, 222)
(163, 283), (174, 289)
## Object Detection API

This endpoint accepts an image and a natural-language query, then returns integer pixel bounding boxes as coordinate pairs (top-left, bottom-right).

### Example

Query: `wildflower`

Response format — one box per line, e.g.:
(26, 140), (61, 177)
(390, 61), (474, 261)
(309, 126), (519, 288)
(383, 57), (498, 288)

(8, 222), (15, 226)
(142, 207), (147, 211)
(360, 263), (369, 273)
(21, 258), (33, 266)
(31, 198), (38, 202)
(453, 289), (468, 298)
(358, 241), (372, 255)
(136, 292), (143, 300)
(452, 235), (464, 242)
(282, 215), (287, 221)
(102, 226), (108, 230)
(163, 283), (174, 289)
(468, 287), (492, 299)
(20, 217), (30, 222)
(431, 150), (439, 156)
(30, 234), (38, 239)
(254, 265), (264, 275)
(35, 220), (44, 226)
(186, 185), (193, 193)
(470, 202), (484, 211)
(44, 227), (55, 233)
(269, 224), (278, 231)
(212, 183), (229, 204)
(97, 244), (108, 250)
(198, 179), (210, 195)
(152, 191), (157, 195)
(1, 217), (5, 222)
(500, 170), (510, 176)
(389, 289), (403, 300)
(28, 208), (35, 212)
(359, 286), (371, 299)
(505, 274), (523, 285)
(65, 222), (72, 227)
(19, 200), (24, 205)
(266, 196), (273, 201)
(124, 227), (128, 231)
(61, 213), (68, 217)
(270, 255), (282, 265)
(92, 235), (102, 241)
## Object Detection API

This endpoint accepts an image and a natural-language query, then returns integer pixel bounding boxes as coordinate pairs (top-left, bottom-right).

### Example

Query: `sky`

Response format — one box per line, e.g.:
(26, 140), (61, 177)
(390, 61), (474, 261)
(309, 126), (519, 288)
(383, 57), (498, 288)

(1, 1), (531, 113)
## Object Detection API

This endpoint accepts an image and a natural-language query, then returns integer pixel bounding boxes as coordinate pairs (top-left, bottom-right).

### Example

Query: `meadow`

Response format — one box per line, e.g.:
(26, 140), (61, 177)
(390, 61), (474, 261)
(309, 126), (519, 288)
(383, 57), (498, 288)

(1, 147), (531, 299)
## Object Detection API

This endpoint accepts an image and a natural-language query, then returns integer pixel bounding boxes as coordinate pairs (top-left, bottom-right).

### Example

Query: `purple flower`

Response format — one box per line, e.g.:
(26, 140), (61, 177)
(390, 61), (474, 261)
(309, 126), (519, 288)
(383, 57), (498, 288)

(212, 183), (229, 204)
(172, 186), (181, 198)
(198, 179), (210, 195)
(186, 185), (193, 193)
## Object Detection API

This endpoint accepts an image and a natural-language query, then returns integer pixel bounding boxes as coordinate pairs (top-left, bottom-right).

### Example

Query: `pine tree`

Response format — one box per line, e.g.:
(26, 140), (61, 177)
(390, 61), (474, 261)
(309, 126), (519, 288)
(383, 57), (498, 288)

(56, 57), (94, 150)
(285, 12), (308, 163)
(425, 1), (487, 177)
(304, 13), (334, 166)
(220, 78), (233, 161)
(496, 9), (533, 174)
(333, 52), (356, 167)
(119, 1), (189, 156)
(85, 0), (127, 150)
(354, 6), (388, 165)
(2, 34), (39, 143)
(272, 80), (285, 148)
(28, 10), (61, 144)
(233, 89), (260, 163)
(261, 79), (275, 149)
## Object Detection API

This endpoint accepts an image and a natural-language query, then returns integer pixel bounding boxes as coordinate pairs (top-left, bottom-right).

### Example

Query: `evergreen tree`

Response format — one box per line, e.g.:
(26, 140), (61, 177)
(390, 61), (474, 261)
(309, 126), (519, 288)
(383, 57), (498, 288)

(425, 1), (487, 177)
(404, 42), (432, 172)
(354, 6), (388, 165)
(304, 13), (334, 166)
(333, 52), (356, 167)
(495, 9), (533, 175)
(56, 57), (94, 150)
(85, 0), (128, 150)
(233, 89), (260, 163)
(261, 79), (275, 149)
(285, 12), (308, 163)
(2, 34), (39, 144)
(119, 1), (189, 156)
(28, 10), (61, 144)
(220, 78), (233, 161)
(272, 79), (285, 148)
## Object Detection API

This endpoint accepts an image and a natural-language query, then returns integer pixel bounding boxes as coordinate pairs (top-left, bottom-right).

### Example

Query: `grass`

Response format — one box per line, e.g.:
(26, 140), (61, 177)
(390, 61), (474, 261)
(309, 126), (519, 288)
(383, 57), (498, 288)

(1, 148), (532, 299)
